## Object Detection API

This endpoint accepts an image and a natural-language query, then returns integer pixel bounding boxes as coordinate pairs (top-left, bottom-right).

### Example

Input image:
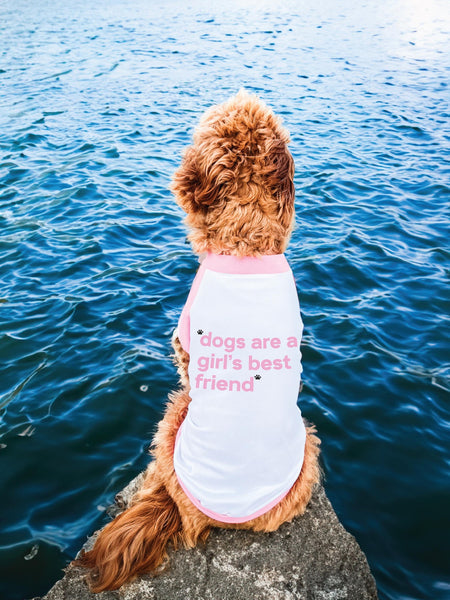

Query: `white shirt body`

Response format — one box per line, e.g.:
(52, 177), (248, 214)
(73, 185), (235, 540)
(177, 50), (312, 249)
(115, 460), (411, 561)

(173, 253), (306, 523)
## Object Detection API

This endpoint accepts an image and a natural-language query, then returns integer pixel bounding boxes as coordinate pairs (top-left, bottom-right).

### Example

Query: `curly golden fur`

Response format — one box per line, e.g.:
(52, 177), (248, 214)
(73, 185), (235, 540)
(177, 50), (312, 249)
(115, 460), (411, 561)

(171, 89), (296, 257)
(72, 89), (321, 593)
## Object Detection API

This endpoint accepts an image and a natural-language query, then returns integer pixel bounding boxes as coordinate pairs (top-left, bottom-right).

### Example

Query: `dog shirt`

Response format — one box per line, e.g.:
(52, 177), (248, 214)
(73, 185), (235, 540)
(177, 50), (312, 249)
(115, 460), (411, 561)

(173, 253), (306, 523)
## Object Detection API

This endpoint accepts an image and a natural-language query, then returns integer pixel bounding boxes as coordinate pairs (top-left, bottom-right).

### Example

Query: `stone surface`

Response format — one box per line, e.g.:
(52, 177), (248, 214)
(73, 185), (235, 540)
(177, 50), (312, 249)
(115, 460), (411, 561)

(38, 476), (378, 600)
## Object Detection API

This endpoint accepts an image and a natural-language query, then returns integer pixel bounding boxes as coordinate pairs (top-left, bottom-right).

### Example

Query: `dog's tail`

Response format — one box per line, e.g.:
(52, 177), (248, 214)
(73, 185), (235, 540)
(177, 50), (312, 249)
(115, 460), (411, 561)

(72, 482), (182, 592)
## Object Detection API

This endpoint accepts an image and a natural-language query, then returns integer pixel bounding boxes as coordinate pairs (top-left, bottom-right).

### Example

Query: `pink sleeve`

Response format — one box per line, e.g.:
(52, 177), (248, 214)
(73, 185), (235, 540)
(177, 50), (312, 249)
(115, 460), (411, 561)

(178, 265), (206, 353)
(178, 303), (190, 353)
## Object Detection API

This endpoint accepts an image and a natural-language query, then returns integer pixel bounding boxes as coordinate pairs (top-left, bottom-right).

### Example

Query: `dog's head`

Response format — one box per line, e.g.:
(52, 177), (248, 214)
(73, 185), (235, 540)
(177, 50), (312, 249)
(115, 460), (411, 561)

(171, 89), (295, 257)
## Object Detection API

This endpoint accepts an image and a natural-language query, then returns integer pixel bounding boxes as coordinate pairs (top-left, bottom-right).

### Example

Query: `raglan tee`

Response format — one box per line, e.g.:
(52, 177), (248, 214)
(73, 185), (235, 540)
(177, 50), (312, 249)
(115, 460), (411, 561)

(173, 253), (306, 523)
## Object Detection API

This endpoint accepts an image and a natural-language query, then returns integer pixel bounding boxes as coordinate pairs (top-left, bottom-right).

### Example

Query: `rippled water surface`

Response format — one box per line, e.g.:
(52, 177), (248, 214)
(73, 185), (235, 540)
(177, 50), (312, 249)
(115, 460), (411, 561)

(1, 0), (449, 598)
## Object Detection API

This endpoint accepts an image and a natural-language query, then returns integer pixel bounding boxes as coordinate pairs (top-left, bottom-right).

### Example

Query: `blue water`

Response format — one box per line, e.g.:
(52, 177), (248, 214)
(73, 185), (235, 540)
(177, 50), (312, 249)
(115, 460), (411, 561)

(1, 0), (449, 598)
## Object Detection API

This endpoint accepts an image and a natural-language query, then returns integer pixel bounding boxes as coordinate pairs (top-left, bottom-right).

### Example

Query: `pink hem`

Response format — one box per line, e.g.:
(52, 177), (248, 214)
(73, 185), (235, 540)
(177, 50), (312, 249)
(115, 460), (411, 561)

(174, 425), (292, 524)
(203, 253), (289, 275)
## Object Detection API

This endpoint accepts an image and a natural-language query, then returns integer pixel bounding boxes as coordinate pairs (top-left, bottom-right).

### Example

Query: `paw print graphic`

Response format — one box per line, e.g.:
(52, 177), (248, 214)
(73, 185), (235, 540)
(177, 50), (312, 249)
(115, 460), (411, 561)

(254, 374), (262, 381)
(197, 329), (203, 335)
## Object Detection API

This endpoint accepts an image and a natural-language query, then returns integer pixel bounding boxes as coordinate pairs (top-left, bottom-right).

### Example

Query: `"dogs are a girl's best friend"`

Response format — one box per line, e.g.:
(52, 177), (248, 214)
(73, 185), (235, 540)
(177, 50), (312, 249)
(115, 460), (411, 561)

(193, 329), (299, 392)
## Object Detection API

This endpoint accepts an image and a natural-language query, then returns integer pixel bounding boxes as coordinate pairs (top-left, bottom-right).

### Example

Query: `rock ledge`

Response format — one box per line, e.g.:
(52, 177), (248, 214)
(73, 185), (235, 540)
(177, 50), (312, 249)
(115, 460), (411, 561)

(40, 474), (378, 600)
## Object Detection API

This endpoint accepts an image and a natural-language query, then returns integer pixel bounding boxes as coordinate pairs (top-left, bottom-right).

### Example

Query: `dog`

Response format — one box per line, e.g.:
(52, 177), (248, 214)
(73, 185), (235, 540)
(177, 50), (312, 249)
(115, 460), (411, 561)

(73, 89), (321, 592)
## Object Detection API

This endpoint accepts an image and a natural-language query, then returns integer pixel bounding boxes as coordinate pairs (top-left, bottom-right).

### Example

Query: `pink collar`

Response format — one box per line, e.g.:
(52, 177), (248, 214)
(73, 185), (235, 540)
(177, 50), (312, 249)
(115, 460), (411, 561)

(202, 253), (289, 275)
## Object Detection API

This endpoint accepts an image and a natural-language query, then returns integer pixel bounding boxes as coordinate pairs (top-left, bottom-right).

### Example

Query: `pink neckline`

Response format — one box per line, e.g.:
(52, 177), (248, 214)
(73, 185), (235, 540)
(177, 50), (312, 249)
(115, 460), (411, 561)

(202, 253), (289, 275)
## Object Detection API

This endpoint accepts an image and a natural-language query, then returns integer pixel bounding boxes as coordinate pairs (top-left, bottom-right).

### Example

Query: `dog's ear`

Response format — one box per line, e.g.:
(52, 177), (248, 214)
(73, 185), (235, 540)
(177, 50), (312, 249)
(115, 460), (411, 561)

(263, 138), (295, 213)
(171, 146), (222, 214)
